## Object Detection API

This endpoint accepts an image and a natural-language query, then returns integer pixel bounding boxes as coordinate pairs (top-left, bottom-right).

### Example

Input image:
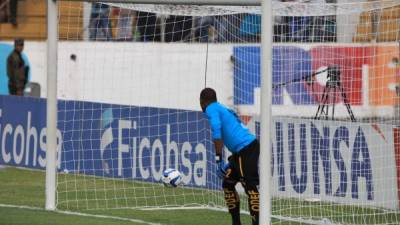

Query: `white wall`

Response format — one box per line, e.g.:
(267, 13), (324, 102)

(27, 42), (235, 111)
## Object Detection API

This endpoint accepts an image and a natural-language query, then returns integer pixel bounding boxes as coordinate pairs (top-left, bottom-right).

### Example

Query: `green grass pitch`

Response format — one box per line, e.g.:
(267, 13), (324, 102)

(0, 167), (252, 225)
(1, 167), (400, 225)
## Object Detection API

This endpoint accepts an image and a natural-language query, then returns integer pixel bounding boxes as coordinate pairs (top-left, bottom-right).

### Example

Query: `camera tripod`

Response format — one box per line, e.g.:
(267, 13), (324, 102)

(314, 66), (356, 122)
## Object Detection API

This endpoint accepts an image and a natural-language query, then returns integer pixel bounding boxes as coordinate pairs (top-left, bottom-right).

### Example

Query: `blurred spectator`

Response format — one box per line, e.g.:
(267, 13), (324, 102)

(282, 0), (336, 42)
(193, 16), (222, 42)
(136, 11), (160, 42)
(314, 15), (336, 42)
(276, 0), (296, 42)
(369, 0), (380, 40)
(239, 14), (261, 42)
(164, 15), (192, 42)
(116, 8), (135, 41)
(215, 15), (243, 43)
(288, 16), (312, 41)
(89, 3), (112, 41)
(9, 0), (16, 26)
(394, 57), (400, 102)
(7, 39), (29, 96)
(274, 15), (290, 42)
(187, 14), (245, 43)
(194, 15), (243, 43)
(0, 0), (8, 23)
(195, 16), (216, 42)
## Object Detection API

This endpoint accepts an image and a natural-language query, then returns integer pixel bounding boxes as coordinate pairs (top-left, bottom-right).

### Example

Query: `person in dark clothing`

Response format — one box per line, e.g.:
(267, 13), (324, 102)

(7, 39), (28, 96)
(164, 16), (192, 42)
(89, 3), (112, 41)
(9, 0), (17, 26)
(136, 11), (161, 42)
(0, 0), (8, 23)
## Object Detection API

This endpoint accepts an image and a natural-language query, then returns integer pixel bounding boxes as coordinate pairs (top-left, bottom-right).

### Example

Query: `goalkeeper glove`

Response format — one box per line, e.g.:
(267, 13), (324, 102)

(216, 154), (231, 179)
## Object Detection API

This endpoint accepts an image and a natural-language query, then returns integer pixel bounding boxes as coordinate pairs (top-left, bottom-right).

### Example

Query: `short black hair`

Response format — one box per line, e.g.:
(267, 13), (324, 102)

(14, 39), (24, 46)
(200, 88), (217, 102)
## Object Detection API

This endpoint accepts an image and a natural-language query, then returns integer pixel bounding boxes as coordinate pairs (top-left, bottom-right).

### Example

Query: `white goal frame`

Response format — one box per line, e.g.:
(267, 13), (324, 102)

(46, 0), (59, 212)
(45, 0), (273, 224)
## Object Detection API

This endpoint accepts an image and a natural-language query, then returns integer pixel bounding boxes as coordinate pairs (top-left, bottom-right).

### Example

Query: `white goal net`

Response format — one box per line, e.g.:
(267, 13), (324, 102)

(55, 0), (400, 224)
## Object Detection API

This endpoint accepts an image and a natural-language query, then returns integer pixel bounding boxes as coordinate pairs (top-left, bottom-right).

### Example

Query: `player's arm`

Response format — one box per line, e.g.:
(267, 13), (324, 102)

(205, 107), (229, 178)
(214, 139), (230, 179)
(214, 139), (224, 161)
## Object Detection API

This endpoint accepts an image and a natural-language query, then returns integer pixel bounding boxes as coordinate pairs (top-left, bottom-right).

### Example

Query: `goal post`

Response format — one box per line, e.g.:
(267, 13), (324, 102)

(46, 0), (59, 211)
(260, 0), (273, 224)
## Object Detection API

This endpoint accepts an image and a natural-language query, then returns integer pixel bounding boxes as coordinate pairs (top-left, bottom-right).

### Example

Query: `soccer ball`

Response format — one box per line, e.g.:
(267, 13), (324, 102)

(162, 168), (183, 187)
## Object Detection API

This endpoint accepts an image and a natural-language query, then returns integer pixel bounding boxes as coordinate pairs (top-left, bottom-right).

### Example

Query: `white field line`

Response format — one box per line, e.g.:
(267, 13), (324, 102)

(0, 203), (163, 225)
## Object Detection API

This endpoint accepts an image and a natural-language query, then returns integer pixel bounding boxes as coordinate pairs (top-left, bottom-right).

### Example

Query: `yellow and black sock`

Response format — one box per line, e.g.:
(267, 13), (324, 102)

(223, 188), (241, 225)
(244, 184), (259, 225)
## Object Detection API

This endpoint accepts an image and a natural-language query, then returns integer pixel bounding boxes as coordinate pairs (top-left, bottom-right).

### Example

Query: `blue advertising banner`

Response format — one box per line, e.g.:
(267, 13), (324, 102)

(269, 117), (398, 209)
(233, 46), (313, 105)
(0, 95), (214, 188)
(0, 95), (47, 168)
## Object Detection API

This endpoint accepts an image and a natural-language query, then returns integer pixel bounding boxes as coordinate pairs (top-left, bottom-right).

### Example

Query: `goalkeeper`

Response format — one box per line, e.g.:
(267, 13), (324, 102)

(200, 88), (259, 225)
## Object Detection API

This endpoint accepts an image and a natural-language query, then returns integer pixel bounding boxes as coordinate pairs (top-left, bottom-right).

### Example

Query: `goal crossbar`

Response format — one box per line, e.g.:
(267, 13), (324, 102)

(60, 0), (261, 6)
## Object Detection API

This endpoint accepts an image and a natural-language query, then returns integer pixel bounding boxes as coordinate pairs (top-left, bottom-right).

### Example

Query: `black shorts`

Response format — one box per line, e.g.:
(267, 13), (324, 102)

(226, 140), (260, 186)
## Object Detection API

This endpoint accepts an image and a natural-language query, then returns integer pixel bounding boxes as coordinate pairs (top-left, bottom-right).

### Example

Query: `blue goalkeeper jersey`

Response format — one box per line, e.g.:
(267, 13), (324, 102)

(204, 102), (256, 153)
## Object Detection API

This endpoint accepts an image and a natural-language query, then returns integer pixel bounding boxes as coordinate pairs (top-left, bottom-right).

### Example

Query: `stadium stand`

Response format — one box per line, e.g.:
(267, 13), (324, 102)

(0, 1), (398, 43)
(0, 0), (83, 40)
(353, 5), (400, 42)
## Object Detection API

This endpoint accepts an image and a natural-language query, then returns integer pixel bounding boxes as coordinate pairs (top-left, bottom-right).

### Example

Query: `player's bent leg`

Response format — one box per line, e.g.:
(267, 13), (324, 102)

(223, 178), (241, 225)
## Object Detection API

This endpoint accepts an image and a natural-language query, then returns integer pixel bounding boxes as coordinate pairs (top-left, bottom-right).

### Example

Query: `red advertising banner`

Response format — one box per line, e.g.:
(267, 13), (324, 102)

(370, 46), (399, 106)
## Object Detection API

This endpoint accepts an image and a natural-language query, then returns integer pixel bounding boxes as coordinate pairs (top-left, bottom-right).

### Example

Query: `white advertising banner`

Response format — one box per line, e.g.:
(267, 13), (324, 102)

(270, 117), (399, 210)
